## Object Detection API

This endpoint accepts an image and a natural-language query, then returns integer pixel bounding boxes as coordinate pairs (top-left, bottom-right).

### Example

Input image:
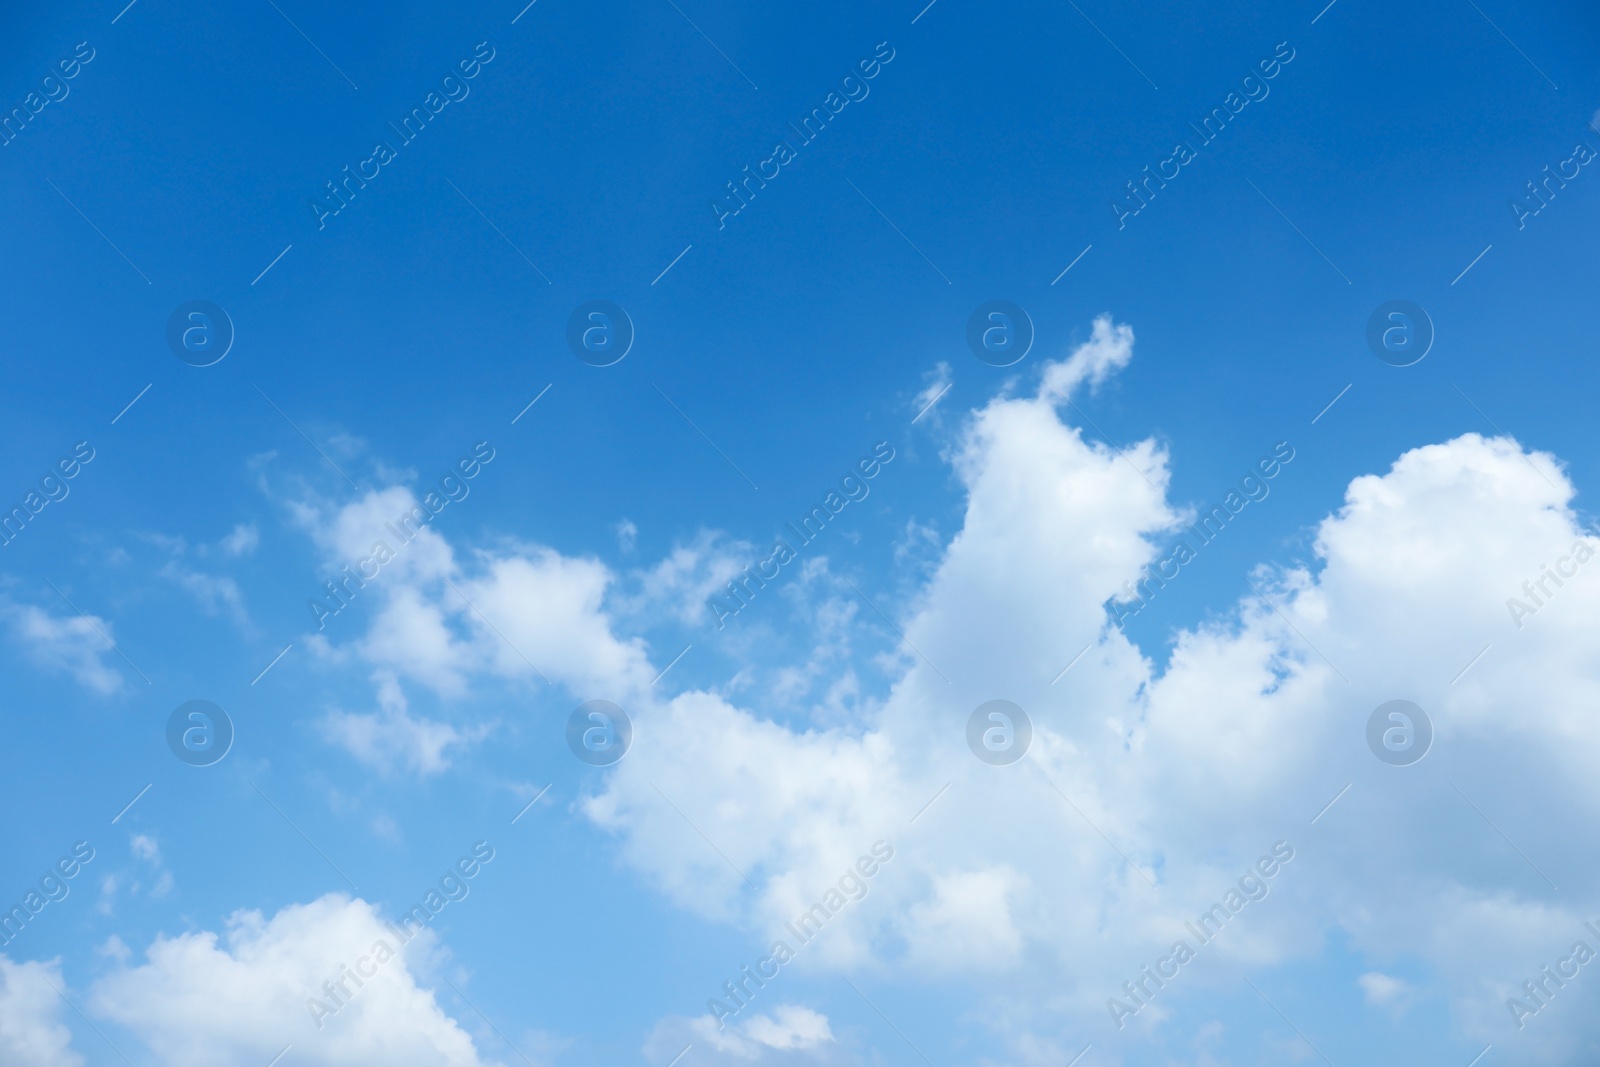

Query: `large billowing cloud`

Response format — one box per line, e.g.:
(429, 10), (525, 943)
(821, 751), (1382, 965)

(91, 893), (501, 1067)
(295, 316), (1600, 1059)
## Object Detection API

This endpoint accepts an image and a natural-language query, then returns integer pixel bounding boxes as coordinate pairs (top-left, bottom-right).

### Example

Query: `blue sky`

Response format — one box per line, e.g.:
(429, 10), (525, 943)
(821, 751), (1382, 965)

(3, 0), (1600, 1064)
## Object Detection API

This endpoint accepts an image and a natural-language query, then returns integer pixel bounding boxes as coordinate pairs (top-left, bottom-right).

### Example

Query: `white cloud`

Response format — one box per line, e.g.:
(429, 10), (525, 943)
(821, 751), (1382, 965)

(0, 956), (83, 1067)
(97, 830), (176, 911)
(1039, 314), (1135, 399)
(910, 361), (952, 424)
(741, 1005), (832, 1051)
(160, 561), (248, 625)
(289, 316), (1600, 1057)
(573, 321), (1600, 1055)
(320, 670), (478, 776)
(220, 523), (260, 556)
(622, 529), (753, 627)
(905, 868), (1028, 971)
(1358, 971), (1411, 1014)
(462, 548), (653, 697)
(296, 485), (653, 708)
(91, 894), (502, 1067)
(143, 526), (256, 625)
(646, 1005), (838, 1065)
(3, 599), (123, 694)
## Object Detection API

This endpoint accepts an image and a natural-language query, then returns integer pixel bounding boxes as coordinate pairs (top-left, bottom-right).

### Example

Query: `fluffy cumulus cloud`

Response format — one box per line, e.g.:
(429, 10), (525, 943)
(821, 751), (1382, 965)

(0, 957), (84, 1067)
(91, 894), (501, 1067)
(583, 318), (1600, 1058)
(289, 315), (1600, 1059)
(294, 479), (653, 740)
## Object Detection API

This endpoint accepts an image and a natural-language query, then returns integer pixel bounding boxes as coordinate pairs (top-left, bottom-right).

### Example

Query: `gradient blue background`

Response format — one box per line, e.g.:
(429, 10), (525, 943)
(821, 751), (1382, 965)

(2, 0), (1597, 1063)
